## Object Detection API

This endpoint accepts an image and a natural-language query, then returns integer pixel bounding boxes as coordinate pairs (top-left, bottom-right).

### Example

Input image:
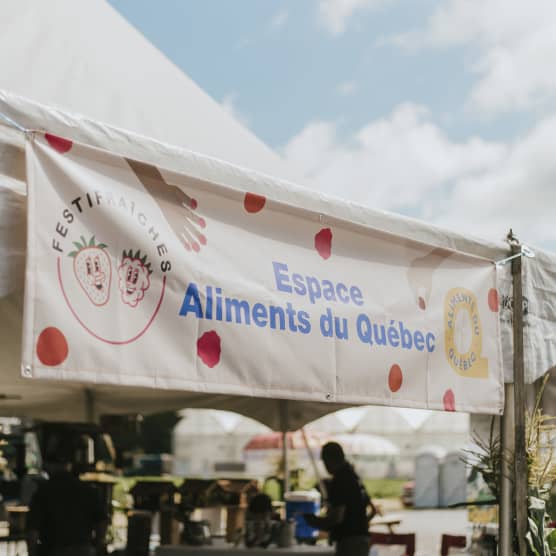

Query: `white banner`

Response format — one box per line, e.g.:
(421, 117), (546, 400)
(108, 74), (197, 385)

(22, 134), (504, 414)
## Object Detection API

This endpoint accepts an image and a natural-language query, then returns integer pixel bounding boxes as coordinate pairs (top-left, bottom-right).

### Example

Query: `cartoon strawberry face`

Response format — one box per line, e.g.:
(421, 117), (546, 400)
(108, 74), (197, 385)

(118, 250), (152, 307)
(69, 236), (112, 306)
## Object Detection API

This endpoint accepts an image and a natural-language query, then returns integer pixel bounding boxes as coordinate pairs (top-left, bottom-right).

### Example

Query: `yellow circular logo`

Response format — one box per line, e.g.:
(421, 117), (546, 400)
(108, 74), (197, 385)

(444, 288), (488, 378)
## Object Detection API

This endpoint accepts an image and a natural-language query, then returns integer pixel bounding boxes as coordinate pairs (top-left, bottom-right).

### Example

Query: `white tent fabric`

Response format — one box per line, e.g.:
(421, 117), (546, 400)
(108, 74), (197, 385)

(172, 409), (270, 476)
(0, 90), (554, 424)
(174, 409), (227, 436)
(354, 406), (416, 435)
(0, 0), (348, 428)
(418, 411), (470, 434)
(0, 0), (302, 184)
(0, 0), (555, 428)
(304, 412), (351, 435)
(330, 433), (399, 457)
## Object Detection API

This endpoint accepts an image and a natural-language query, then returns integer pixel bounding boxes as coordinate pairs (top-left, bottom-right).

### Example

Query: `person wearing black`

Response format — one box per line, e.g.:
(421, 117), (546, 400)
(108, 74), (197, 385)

(304, 442), (374, 556)
(26, 460), (108, 556)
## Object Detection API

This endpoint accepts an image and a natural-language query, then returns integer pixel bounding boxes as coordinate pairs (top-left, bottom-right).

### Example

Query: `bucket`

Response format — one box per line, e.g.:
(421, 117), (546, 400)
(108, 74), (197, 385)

(284, 491), (321, 541)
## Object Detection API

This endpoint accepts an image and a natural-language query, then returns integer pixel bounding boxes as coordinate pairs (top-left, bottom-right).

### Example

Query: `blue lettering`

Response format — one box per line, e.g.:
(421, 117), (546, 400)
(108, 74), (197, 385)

(336, 283), (349, 304)
(273, 261), (292, 293)
(414, 330), (425, 351)
(252, 303), (268, 327)
(306, 276), (321, 304)
(298, 311), (311, 334)
(179, 283), (203, 318)
(292, 273), (307, 296)
(350, 286), (364, 306)
(356, 314), (373, 345)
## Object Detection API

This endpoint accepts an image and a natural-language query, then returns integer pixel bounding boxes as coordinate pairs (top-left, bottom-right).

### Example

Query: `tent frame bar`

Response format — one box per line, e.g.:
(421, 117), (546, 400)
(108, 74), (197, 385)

(499, 233), (528, 556)
(499, 383), (515, 555)
(511, 239), (528, 556)
(280, 400), (290, 495)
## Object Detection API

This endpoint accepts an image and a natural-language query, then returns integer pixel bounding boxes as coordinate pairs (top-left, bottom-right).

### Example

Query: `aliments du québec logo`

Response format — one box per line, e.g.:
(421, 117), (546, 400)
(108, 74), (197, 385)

(443, 287), (489, 379)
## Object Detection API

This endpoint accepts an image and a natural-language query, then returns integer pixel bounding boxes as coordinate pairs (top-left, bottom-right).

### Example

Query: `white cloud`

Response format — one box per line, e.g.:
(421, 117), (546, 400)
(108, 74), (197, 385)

(385, 0), (556, 114)
(318, 0), (393, 35)
(283, 103), (556, 249)
(221, 93), (250, 127)
(270, 9), (289, 30)
(284, 103), (506, 210)
(336, 81), (358, 95)
(430, 115), (556, 247)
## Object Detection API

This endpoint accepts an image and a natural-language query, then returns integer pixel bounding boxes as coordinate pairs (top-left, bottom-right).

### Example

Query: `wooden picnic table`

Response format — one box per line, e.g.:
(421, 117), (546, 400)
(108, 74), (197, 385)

(369, 513), (403, 534)
(156, 546), (334, 556)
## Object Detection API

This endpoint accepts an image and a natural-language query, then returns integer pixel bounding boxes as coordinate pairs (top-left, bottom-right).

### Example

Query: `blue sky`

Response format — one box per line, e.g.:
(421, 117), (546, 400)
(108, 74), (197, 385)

(109, 0), (556, 252)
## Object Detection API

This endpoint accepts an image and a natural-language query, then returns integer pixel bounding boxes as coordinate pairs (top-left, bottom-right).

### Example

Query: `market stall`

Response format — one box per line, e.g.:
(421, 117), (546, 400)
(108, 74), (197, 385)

(1, 1), (556, 553)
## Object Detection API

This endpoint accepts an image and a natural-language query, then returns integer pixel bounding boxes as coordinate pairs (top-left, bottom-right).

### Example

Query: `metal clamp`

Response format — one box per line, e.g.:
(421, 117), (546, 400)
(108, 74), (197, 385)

(0, 111), (30, 134)
(495, 245), (535, 266)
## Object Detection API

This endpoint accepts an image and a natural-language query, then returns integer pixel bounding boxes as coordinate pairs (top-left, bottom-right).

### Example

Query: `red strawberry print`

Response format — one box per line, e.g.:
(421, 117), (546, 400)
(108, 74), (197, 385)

(45, 133), (73, 153)
(443, 389), (456, 412)
(244, 193), (266, 213)
(388, 364), (403, 392)
(36, 327), (68, 366)
(488, 288), (499, 312)
(197, 331), (221, 368)
(315, 228), (332, 260)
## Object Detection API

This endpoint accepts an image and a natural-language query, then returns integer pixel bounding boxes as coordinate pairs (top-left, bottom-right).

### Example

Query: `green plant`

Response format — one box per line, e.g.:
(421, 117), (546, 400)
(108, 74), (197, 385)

(525, 374), (556, 555)
(463, 373), (556, 555)
(463, 416), (506, 501)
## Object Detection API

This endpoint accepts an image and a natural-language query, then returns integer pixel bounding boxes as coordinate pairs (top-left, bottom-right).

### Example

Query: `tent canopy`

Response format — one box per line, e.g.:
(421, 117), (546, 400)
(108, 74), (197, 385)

(0, 0), (345, 429)
(1, 89), (555, 426)
(1, 2), (555, 429)
(0, 0), (302, 183)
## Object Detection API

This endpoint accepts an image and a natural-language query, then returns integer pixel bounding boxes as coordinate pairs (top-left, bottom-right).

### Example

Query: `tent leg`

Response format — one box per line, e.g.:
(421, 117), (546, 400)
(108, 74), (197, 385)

(85, 388), (97, 423)
(499, 383), (515, 556)
(511, 240), (527, 556)
(280, 400), (290, 496)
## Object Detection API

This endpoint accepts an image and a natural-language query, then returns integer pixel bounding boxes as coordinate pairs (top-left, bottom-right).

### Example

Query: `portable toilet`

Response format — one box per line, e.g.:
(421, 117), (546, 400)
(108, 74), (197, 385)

(440, 449), (467, 508)
(413, 446), (446, 508)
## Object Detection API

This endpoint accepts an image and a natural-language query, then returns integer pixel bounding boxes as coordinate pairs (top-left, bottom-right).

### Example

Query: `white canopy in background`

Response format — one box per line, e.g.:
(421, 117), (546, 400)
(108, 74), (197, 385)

(330, 434), (399, 457)
(0, 0), (555, 428)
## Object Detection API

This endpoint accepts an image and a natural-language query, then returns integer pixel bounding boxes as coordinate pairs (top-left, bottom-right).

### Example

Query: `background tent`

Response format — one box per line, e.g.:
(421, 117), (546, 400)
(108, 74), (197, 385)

(304, 412), (351, 435)
(416, 411), (470, 450)
(172, 409), (270, 476)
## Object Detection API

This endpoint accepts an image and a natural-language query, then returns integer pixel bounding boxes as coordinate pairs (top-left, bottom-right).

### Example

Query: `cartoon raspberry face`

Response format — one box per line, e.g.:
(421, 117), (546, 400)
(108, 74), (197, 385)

(118, 250), (152, 307)
(68, 236), (112, 306)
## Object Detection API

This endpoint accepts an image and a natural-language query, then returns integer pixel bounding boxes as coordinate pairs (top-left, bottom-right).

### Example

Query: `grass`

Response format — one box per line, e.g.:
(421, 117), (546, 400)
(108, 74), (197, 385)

(363, 478), (406, 499)
(111, 476), (407, 509)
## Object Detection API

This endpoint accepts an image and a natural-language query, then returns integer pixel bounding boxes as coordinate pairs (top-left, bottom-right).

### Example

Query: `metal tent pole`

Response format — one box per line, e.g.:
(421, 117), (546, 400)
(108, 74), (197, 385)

(85, 387), (97, 423)
(510, 238), (528, 556)
(301, 427), (327, 499)
(280, 400), (290, 496)
(499, 383), (515, 556)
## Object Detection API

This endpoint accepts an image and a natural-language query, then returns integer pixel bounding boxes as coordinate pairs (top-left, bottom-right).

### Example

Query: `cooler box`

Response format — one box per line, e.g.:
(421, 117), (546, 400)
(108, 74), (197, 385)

(284, 491), (321, 541)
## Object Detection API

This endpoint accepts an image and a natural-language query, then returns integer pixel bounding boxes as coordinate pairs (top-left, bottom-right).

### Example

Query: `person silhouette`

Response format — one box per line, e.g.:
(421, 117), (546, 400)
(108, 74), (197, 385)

(304, 442), (374, 556)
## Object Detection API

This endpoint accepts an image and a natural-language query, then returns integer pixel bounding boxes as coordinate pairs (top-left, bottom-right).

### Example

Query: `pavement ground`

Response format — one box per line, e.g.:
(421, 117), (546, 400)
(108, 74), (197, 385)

(371, 508), (469, 556)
